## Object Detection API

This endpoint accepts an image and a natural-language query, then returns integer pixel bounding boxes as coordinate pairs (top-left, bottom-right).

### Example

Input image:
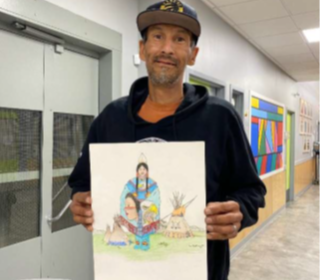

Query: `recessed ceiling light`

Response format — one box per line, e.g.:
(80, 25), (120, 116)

(303, 28), (320, 43)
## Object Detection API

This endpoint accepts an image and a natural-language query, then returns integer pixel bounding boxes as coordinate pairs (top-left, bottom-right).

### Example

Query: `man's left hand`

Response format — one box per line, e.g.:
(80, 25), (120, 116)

(204, 201), (243, 240)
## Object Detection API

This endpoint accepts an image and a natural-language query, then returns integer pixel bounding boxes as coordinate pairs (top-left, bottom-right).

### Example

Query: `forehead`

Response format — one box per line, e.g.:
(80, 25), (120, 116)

(126, 196), (134, 202)
(148, 24), (190, 35)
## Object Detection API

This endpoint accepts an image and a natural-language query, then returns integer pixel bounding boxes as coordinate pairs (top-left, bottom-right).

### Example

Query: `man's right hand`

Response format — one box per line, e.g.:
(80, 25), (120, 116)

(70, 191), (94, 232)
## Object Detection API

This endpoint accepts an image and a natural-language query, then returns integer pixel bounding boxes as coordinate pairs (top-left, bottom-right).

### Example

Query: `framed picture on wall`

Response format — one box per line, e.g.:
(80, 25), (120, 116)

(249, 92), (285, 178)
(300, 117), (304, 134)
(303, 136), (311, 153)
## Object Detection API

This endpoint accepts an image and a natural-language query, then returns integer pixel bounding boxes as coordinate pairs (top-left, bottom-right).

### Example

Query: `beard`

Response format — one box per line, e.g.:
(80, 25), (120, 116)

(147, 55), (181, 86)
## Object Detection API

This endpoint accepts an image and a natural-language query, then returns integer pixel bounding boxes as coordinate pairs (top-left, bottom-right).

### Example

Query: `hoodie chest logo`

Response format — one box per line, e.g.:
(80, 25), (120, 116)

(137, 137), (167, 143)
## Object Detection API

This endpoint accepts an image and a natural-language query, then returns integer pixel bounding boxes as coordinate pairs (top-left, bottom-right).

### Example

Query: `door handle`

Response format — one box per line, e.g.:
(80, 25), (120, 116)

(46, 200), (72, 225)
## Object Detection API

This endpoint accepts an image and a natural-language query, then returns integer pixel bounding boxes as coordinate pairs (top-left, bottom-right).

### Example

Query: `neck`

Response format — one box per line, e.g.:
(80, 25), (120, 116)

(148, 78), (184, 105)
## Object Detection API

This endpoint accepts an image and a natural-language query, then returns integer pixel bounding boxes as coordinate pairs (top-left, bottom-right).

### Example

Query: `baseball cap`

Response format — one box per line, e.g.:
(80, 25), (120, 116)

(137, 0), (201, 44)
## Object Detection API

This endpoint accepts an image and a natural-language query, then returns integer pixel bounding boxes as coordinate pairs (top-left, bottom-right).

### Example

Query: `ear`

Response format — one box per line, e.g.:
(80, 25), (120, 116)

(187, 47), (199, 66)
(139, 40), (146, 62)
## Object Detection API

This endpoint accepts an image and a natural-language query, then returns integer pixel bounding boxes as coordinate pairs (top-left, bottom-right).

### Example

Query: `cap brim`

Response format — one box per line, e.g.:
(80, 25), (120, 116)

(137, 10), (201, 38)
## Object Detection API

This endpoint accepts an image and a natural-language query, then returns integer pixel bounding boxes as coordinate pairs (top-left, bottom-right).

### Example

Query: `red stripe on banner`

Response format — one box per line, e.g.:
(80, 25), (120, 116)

(252, 117), (259, 124)
(278, 122), (283, 146)
(276, 153), (281, 169)
(261, 155), (267, 175)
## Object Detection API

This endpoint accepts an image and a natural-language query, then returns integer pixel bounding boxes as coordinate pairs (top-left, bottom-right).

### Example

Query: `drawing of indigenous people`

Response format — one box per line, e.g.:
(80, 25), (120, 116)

(120, 154), (160, 251)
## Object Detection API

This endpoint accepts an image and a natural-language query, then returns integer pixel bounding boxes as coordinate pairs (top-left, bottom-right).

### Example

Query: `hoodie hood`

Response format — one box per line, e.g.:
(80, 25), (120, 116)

(127, 76), (209, 126)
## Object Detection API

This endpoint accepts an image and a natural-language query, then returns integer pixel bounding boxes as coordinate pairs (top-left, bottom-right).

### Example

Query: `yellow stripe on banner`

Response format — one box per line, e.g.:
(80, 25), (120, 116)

(258, 119), (264, 150)
(252, 97), (259, 108)
(278, 107), (283, 114)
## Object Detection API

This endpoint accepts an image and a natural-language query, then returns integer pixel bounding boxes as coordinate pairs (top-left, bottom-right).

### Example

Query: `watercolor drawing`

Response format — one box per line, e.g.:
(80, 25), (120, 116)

(90, 142), (207, 280)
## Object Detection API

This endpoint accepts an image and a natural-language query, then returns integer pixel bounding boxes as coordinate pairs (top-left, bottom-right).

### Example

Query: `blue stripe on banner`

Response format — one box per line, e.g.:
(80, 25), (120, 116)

(252, 108), (268, 119)
(278, 146), (283, 153)
(251, 123), (259, 157)
(259, 100), (278, 113)
(267, 154), (273, 173)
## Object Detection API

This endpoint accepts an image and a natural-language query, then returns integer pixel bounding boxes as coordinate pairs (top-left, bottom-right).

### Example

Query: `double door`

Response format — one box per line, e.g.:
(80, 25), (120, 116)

(0, 28), (98, 280)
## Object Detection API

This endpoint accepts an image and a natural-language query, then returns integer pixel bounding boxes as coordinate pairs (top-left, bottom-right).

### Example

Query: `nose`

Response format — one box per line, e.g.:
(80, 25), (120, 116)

(161, 38), (174, 55)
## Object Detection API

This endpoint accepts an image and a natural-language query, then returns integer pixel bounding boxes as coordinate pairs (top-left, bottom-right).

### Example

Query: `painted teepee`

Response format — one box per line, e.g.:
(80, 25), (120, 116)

(104, 225), (112, 244)
(108, 215), (130, 246)
(163, 193), (194, 239)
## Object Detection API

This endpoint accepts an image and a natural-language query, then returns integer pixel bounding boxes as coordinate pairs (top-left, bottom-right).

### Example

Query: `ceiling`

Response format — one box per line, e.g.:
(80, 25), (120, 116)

(202, 0), (319, 82)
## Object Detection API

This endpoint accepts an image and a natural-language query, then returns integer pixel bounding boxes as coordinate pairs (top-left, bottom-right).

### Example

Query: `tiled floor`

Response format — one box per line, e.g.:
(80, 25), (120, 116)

(229, 185), (319, 280)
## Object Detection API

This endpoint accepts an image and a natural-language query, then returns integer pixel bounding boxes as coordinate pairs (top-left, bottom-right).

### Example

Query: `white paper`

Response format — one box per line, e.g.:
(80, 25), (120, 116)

(90, 142), (207, 280)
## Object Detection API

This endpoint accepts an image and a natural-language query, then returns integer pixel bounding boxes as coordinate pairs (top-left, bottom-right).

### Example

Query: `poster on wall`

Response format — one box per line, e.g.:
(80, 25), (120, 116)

(299, 99), (315, 153)
(90, 143), (207, 280)
(303, 136), (311, 153)
(250, 92), (285, 176)
(299, 98), (313, 136)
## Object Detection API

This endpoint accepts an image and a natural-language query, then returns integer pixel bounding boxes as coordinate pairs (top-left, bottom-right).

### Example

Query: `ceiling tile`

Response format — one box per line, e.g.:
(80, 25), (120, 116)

(290, 74), (320, 82)
(218, 0), (288, 24)
(292, 12), (319, 30)
(288, 68), (319, 77)
(309, 43), (320, 55)
(266, 44), (311, 57)
(239, 17), (298, 38)
(281, 0), (319, 15)
(253, 32), (305, 48)
(208, 0), (257, 7)
(275, 52), (316, 64)
(282, 60), (319, 70)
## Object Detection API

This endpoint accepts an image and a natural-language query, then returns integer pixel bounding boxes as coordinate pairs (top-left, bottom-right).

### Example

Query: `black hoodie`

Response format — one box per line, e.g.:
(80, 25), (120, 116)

(69, 77), (266, 280)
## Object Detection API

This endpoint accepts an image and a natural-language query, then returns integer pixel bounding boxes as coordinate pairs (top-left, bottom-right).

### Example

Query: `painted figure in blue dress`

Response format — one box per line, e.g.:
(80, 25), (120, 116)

(120, 154), (160, 251)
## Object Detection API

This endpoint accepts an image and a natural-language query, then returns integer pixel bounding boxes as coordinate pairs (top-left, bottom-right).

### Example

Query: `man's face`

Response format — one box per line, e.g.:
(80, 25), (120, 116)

(139, 24), (199, 86)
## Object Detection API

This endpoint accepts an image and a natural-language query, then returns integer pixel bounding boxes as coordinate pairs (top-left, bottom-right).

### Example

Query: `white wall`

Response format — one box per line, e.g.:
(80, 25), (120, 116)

(138, 0), (319, 164)
(45, 0), (319, 164)
(45, 0), (140, 97)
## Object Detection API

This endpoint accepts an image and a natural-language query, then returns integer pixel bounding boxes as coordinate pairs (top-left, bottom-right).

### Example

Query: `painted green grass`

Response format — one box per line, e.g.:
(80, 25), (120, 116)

(94, 232), (206, 261)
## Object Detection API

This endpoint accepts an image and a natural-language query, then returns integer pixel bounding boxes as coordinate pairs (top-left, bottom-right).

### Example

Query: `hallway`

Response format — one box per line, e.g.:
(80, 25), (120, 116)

(229, 185), (319, 280)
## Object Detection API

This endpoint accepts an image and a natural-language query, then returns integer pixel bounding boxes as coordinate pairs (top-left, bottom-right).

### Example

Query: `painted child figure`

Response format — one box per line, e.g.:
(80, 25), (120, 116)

(120, 154), (160, 251)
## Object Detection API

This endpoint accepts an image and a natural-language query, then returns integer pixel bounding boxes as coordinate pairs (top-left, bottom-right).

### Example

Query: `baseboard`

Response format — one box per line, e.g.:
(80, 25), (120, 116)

(294, 183), (315, 200)
(230, 205), (286, 259)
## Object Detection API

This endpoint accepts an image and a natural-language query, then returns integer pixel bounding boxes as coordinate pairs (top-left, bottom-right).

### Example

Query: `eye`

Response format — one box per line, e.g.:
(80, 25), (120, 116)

(177, 37), (186, 42)
(153, 34), (162, 40)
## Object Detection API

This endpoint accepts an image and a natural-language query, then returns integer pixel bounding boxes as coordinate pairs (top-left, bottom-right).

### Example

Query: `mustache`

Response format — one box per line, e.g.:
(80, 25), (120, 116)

(154, 55), (178, 66)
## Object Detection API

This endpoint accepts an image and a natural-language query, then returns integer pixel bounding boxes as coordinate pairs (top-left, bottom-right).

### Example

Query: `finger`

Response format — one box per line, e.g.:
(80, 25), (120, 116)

(207, 231), (238, 241)
(207, 232), (229, 241)
(207, 224), (237, 235)
(205, 201), (240, 216)
(73, 215), (94, 225)
(70, 204), (93, 217)
(73, 192), (92, 205)
(85, 225), (93, 232)
(205, 212), (243, 225)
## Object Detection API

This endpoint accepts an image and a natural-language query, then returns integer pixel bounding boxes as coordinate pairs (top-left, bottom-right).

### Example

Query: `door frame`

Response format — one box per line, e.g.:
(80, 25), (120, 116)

(184, 68), (227, 99)
(0, 0), (122, 111)
(286, 110), (296, 203)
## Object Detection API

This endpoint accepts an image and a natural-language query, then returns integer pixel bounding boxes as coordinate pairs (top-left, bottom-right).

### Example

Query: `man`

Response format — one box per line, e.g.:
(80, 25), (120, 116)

(69, 1), (266, 279)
